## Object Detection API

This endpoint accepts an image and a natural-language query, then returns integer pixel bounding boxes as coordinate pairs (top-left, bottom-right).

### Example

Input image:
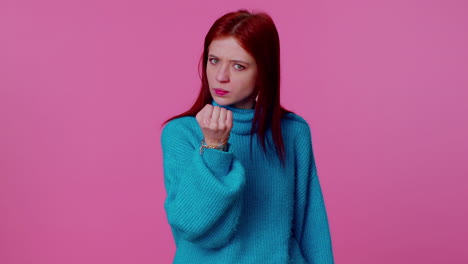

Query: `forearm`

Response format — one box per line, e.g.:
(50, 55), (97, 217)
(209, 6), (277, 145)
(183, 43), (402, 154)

(163, 142), (246, 248)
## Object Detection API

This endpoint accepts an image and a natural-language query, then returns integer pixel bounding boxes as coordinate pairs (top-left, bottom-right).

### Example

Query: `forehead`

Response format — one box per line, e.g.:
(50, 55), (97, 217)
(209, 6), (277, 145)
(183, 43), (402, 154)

(208, 37), (254, 62)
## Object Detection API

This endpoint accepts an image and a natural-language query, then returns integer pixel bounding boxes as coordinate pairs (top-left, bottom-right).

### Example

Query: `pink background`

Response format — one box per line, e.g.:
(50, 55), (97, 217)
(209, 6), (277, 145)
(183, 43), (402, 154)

(1, 0), (467, 263)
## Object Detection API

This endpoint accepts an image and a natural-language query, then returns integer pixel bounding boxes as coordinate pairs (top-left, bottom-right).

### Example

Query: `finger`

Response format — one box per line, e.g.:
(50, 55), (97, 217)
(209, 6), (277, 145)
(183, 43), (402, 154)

(226, 110), (233, 130)
(196, 105), (206, 123)
(210, 106), (220, 129)
(202, 104), (213, 126)
(219, 108), (226, 130)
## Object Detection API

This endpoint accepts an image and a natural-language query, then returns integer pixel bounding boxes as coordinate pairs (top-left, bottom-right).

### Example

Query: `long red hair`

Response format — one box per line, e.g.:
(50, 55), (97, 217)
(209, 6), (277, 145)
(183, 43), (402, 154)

(162, 9), (293, 165)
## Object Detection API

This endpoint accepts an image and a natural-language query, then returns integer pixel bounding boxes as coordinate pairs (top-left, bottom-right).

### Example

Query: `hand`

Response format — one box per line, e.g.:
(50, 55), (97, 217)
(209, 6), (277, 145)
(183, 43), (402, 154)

(195, 104), (232, 145)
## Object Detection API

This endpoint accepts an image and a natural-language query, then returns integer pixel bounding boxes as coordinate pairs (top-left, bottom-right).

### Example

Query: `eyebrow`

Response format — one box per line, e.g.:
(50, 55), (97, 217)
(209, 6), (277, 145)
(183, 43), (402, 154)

(208, 54), (251, 65)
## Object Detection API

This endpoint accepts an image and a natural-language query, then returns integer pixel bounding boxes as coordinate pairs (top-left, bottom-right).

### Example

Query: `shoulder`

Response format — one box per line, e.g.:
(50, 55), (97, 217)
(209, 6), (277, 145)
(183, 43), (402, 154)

(281, 112), (313, 137)
(281, 113), (316, 159)
(161, 116), (200, 142)
(162, 116), (193, 132)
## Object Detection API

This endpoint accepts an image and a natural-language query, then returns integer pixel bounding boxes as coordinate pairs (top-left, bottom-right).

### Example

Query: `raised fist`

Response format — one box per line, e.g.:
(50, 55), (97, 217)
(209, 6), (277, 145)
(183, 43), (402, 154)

(195, 104), (233, 145)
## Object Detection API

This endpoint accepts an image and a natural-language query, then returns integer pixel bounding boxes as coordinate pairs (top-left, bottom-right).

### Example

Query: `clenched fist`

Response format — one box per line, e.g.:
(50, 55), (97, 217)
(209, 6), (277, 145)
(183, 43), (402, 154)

(195, 104), (233, 145)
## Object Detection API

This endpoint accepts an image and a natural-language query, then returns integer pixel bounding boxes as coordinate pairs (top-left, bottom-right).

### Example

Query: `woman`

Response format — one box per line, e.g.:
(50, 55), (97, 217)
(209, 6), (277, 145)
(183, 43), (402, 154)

(161, 9), (334, 263)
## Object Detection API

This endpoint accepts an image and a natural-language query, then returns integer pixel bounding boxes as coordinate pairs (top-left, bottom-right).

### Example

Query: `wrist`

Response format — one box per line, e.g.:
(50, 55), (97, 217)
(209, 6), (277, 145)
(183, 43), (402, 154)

(204, 140), (224, 146)
(199, 137), (229, 154)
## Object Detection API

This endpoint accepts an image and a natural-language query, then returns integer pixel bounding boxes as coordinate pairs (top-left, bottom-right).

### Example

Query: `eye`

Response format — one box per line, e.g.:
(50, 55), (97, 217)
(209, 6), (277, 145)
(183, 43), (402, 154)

(234, 64), (245, 70)
(209, 58), (219, 64)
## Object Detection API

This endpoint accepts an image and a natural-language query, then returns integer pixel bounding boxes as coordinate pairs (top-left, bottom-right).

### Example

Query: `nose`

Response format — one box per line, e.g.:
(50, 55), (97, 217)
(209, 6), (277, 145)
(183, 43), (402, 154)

(215, 64), (230, 83)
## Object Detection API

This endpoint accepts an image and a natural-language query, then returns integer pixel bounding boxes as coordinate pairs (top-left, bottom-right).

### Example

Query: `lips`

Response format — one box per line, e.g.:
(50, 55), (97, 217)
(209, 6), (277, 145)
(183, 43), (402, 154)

(214, 88), (229, 96)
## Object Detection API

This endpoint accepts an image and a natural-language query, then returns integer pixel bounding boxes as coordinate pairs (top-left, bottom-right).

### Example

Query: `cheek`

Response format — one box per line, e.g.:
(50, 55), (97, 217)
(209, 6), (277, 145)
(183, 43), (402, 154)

(205, 69), (212, 80)
(244, 73), (257, 87)
(206, 71), (215, 86)
(206, 66), (215, 78)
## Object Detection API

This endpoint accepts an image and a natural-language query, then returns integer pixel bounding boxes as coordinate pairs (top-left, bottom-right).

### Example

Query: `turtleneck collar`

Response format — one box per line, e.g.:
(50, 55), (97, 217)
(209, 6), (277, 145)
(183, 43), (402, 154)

(211, 99), (256, 135)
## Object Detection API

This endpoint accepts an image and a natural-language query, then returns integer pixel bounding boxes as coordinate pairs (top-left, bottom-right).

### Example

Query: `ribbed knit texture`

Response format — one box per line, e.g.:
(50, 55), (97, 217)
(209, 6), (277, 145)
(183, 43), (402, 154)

(161, 99), (334, 264)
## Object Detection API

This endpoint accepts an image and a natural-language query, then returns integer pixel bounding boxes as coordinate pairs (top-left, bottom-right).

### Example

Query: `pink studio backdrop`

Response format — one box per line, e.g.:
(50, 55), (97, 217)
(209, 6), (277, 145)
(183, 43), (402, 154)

(1, 0), (467, 263)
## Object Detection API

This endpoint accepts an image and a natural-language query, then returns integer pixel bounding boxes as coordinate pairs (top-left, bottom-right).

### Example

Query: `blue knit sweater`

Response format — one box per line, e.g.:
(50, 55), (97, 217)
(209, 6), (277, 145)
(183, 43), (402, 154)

(161, 99), (334, 263)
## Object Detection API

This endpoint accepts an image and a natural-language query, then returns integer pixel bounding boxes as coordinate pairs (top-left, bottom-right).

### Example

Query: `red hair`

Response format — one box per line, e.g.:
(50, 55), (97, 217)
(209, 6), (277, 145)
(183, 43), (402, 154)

(162, 9), (293, 165)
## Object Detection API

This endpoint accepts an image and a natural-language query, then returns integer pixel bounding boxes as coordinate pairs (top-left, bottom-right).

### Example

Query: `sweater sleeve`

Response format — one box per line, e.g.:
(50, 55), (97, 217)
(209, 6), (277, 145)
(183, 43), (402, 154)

(293, 122), (335, 263)
(160, 119), (246, 249)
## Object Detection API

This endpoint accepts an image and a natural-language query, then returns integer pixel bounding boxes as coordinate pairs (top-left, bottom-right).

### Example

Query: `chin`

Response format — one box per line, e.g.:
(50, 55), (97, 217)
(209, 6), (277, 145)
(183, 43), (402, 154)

(212, 97), (231, 106)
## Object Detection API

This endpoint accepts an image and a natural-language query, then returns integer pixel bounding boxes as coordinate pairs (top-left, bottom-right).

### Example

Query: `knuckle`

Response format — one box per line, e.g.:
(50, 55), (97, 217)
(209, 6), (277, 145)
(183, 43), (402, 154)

(200, 119), (207, 127)
(209, 123), (217, 130)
